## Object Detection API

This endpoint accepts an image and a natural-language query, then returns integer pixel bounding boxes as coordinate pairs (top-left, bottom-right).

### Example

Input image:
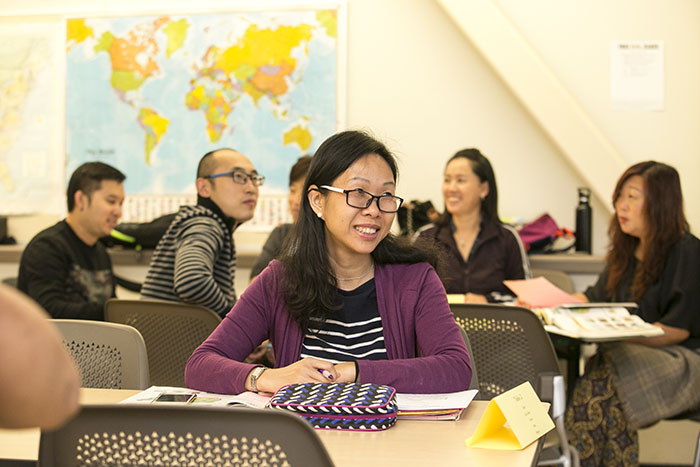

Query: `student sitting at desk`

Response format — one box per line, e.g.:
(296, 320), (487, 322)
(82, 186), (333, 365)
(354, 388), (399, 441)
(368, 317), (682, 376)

(417, 148), (529, 303)
(140, 148), (262, 318)
(565, 161), (700, 466)
(18, 162), (126, 319)
(186, 130), (472, 394)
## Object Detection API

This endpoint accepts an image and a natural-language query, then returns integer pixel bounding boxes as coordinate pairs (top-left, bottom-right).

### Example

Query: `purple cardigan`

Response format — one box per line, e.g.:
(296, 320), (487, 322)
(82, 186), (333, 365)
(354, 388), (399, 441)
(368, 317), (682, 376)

(185, 260), (472, 394)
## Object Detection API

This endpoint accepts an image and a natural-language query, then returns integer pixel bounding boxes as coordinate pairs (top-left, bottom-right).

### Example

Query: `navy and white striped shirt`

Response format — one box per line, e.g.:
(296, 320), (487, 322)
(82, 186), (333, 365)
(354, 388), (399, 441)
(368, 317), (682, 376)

(300, 279), (388, 363)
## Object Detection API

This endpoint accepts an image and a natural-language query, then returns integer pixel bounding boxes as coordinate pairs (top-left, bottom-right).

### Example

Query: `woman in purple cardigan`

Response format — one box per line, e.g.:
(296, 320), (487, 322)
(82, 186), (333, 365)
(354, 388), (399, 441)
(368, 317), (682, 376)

(185, 130), (472, 395)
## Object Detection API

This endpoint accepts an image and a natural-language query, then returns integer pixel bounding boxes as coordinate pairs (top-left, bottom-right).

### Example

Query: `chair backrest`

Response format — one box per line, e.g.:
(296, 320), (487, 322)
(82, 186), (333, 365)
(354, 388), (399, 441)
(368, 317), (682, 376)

(530, 267), (575, 294)
(104, 299), (222, 386)
(52, 319), (149, 390)
(39, 404), (334, 467)
(450, 304), (561, 400)
(458, 326), (480, 392)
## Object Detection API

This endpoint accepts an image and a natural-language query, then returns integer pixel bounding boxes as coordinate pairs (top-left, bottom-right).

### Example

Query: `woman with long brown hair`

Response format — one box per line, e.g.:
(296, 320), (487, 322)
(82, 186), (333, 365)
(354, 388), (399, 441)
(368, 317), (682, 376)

(566, 161), (700, 466)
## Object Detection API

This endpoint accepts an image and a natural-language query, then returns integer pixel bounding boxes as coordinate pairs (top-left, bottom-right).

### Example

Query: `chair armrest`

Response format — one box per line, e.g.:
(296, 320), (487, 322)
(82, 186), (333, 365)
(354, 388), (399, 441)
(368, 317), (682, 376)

(538, 372), (566, 419)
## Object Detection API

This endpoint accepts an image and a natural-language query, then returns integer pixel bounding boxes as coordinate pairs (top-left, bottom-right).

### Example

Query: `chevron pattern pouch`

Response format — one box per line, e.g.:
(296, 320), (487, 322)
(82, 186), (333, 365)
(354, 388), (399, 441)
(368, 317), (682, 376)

(269, 382), (398, 431)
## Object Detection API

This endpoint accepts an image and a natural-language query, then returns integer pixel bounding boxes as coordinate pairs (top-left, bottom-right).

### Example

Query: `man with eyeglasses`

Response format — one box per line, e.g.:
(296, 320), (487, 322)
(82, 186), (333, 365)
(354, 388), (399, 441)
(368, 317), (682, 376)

(141, 148), (263, 317)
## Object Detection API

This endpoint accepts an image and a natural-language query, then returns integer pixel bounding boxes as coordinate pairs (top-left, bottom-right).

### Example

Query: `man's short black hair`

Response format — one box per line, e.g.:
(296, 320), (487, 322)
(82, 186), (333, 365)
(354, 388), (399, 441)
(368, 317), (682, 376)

(66, 162), (126, 212)
(197, 148), (239, 180)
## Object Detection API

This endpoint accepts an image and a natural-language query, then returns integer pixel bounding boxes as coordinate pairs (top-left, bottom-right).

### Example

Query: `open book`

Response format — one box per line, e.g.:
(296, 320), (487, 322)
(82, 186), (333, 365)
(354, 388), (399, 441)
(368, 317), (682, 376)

(502, 277), (663, 340)
(537, 303), (664, 340)
(120, 385), (271, 408)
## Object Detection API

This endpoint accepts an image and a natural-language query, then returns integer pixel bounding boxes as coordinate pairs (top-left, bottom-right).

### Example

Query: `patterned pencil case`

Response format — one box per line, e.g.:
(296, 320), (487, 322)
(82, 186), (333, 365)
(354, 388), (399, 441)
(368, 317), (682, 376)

(269, 382), (398, 431)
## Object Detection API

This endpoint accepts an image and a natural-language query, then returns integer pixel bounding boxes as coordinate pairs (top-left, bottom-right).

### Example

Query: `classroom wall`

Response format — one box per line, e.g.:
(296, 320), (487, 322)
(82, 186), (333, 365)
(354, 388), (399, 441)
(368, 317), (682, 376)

(3, 0), (697, 256)
(494, 0), (700, 234)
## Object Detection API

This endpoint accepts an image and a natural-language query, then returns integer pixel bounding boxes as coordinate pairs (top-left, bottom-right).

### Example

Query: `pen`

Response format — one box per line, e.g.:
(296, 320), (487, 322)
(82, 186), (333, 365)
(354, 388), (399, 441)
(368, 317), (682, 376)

(318, 369), (334, 380)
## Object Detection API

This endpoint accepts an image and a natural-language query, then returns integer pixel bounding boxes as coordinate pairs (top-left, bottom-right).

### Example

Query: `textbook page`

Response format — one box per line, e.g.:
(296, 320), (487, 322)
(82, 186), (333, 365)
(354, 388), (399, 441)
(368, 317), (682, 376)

(543, 306), (663, 340)
(120, 386), (271, 408)
(395, 389), (478, 411)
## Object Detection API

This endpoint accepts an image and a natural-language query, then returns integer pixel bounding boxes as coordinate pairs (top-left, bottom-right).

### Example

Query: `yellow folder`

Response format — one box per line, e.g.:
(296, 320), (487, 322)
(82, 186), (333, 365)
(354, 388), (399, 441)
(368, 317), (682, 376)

(465, 381), (554, 450)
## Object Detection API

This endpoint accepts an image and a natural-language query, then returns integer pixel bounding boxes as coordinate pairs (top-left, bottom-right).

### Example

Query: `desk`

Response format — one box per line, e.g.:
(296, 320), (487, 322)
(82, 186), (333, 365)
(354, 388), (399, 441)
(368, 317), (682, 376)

(0, 388), (542, 466)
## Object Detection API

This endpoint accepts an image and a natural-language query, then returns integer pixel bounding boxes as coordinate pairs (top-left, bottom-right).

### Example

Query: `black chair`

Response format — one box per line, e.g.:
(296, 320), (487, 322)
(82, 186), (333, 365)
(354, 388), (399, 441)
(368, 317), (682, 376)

(451, 303), (578, 467)
(39, 404), (334, 466)
(458, 326), (480, 392)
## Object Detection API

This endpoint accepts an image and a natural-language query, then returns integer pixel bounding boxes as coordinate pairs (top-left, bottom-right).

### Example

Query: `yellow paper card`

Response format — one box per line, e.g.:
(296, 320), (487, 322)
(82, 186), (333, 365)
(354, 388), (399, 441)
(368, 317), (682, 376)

(446, 294), (466, 304)
(465, 381), (554, 450)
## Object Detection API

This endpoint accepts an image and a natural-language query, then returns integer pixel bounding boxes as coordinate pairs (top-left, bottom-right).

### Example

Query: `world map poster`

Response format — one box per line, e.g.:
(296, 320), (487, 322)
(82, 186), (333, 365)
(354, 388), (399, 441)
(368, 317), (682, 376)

(0, 23), (64, 215)
(65, 8), (341, 224)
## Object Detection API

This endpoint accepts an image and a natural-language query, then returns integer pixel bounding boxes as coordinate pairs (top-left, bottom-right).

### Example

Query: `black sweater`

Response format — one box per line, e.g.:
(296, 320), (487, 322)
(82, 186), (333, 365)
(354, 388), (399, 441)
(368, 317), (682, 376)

(18, 220), (115, 320)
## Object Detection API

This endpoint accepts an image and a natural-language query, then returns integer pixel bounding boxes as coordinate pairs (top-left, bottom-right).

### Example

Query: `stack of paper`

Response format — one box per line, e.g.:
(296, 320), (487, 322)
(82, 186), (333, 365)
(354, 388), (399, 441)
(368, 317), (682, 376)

(395, 389), (478, 421)
(503, 277), (583, 308)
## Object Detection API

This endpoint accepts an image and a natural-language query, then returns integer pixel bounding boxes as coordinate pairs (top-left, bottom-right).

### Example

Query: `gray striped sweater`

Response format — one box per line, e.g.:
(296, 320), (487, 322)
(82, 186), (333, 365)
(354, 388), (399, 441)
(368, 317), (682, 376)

(140, 204), (236, 317)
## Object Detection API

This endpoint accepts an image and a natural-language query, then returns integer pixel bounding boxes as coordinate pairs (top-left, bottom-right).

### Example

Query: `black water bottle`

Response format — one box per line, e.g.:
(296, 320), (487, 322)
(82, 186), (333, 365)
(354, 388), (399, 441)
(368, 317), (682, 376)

(575, 187), (592, 253)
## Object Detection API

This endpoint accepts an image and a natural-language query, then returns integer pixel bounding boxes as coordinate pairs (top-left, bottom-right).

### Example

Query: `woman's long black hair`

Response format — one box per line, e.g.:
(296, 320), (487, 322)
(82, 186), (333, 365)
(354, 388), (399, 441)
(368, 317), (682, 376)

(280, 130), (440, 331)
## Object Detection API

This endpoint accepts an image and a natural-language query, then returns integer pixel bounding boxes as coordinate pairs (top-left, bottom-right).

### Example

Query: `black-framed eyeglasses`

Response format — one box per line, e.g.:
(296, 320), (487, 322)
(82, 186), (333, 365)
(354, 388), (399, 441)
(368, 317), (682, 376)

(321, 185), (404, 213)
(205, 169), (265, 186)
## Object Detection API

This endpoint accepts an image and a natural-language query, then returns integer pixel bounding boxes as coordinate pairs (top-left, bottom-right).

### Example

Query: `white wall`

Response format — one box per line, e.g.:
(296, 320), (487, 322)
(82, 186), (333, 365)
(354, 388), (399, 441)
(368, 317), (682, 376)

(494, 0), (700, 232)
(3, 0), (698, 256)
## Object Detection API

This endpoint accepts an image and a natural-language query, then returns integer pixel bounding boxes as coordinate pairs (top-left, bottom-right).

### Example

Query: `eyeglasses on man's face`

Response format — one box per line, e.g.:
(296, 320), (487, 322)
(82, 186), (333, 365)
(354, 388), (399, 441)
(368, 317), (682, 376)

(321, 185), (404, 213)
(206, 169), (265, 187)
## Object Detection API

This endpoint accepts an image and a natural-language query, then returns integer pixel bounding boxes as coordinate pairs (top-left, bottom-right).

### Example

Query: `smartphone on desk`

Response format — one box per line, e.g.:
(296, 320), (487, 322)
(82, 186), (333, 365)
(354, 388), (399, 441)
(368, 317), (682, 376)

(153, 392), (197, 404)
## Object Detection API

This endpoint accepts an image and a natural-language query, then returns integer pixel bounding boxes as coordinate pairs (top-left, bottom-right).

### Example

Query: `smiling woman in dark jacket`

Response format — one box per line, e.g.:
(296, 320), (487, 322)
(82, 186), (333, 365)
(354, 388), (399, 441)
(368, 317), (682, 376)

(417, 148), (529, 303)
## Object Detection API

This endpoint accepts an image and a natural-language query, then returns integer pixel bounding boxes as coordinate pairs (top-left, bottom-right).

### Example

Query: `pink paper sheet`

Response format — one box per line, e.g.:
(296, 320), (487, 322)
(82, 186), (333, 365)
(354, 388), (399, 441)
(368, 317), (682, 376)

(503, 276), (584, 308)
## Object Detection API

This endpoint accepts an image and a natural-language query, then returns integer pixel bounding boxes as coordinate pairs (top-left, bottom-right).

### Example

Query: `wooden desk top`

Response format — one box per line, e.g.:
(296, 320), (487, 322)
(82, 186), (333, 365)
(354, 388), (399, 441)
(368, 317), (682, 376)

(0, 388), (541, 466)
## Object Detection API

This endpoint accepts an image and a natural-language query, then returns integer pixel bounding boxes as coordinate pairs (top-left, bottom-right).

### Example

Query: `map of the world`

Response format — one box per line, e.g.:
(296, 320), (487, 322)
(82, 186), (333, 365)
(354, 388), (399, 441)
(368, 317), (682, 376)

(66, 9), (339, 198)
(0, 24), (64, 215)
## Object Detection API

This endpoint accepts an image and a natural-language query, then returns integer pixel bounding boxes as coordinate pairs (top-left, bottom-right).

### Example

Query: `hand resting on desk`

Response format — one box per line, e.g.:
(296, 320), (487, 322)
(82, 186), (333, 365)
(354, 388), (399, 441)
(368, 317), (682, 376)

(245, 357), (357, 394)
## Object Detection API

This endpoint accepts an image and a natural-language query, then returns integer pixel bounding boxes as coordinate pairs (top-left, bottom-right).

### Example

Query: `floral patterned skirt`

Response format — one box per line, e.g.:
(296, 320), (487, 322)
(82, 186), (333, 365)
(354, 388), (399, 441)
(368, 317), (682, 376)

(565, 355), (638, 467)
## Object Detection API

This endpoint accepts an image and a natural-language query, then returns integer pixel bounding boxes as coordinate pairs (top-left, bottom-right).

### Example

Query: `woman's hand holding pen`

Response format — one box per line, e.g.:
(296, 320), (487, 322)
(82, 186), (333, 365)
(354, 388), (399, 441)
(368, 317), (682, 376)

(248, 357), (338, 394)
(333, 361), (357, 383)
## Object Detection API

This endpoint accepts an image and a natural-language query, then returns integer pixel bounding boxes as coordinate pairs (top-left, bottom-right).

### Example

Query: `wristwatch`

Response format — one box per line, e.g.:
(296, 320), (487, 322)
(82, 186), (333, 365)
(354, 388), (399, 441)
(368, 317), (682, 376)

(249, 366), (267, 393)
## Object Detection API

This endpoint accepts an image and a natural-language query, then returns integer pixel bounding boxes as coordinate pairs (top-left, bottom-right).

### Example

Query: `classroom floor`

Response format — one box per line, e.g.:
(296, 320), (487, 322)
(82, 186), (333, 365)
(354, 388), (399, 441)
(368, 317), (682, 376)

(558, 356), (699, 466)
(639, 419), (699, 466)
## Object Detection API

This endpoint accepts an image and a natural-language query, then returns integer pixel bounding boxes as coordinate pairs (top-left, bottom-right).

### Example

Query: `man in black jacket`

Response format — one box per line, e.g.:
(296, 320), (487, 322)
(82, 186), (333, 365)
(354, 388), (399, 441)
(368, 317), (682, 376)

(18, 162), (126, 319)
